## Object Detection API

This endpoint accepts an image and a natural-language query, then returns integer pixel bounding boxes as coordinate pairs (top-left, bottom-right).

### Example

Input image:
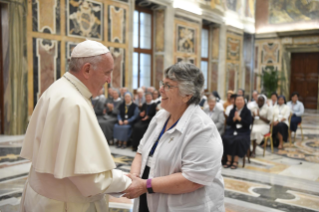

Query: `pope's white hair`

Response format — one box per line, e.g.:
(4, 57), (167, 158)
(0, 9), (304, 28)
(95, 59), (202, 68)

(69, 55), (103, 72)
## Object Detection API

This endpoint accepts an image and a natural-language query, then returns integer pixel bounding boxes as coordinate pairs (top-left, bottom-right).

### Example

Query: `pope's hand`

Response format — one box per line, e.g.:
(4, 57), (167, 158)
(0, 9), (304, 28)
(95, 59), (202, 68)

(122, 174), (147, 199)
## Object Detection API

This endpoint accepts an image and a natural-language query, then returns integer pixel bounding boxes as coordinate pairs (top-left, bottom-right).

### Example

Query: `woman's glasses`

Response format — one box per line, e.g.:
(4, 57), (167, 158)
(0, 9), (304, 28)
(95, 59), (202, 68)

(159, 81), (178, 91)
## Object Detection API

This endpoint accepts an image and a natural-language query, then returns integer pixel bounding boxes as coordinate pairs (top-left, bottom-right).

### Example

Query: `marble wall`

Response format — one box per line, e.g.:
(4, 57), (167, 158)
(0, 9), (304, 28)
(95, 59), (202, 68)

(154, 9), (165, 89)
(27, 0), (130, 116)
(225, 31), (243, 93)
(174, 17), (200, 66)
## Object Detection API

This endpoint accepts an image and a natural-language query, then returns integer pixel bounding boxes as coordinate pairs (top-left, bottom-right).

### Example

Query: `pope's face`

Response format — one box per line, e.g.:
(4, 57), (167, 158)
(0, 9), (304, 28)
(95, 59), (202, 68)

(90, 54), (114, 97)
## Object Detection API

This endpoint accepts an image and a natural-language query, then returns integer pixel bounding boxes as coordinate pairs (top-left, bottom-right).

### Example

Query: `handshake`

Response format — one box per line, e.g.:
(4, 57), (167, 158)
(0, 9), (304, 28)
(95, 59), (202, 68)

(121, 173), (147, 199)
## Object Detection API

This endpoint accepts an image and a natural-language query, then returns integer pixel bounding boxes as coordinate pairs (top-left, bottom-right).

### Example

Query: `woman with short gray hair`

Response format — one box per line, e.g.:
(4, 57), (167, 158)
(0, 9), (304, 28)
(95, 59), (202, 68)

(123, 62), (225, 212)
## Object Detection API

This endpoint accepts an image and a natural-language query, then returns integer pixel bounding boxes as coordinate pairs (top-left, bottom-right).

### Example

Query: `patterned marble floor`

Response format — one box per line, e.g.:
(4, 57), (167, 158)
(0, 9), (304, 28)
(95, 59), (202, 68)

(0, 110), (318, 212)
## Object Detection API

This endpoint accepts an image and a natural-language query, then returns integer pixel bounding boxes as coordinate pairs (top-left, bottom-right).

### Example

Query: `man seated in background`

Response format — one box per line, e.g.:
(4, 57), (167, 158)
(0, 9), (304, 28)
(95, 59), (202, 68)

(134, 88), (145, 109)
(247, 90), (258, 110)
(92, 88), (106, 119)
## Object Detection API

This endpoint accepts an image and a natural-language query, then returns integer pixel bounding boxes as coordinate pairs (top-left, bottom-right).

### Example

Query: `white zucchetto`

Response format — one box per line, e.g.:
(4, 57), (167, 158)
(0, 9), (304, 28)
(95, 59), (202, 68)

(71, 40), (110, 58)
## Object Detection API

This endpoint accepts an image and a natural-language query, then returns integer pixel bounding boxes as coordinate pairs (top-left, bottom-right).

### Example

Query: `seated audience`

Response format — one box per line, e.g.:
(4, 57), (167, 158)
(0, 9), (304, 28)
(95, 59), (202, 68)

(268, 92), (278, 107)
(250, 95), (272, 157)
(134, 88), (145, 109)
(222, 95), (252, 169)
(212, 91), (224, 105)
(247, 90), (258, 110)
(152, 89), (161, 105)
(204, 95), (225, 135)
(92, 88), (106, 118)
(199, 93), (207, 108)
(147, 86), (155, 93)
(99, 88), (122, 145)
(131, 92), (157, 151)
(106, 87), (114, 102)
(223, 90), (234, 110)
(114, 92), (139, 149)
(272, 95), (290, 149)
(237, 89), (247, 103)
(287, 92), (304, 133)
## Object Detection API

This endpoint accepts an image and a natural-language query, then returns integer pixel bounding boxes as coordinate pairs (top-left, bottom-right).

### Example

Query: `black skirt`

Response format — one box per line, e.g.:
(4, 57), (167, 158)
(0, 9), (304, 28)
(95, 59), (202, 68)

(272, 122), (288, 146)
(131, 121), (150, 149)
(222, 132), (250, 158)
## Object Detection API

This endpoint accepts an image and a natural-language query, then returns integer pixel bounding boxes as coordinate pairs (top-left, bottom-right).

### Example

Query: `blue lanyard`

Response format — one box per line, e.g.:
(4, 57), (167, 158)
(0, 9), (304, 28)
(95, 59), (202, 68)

(149, 117), (179, 156)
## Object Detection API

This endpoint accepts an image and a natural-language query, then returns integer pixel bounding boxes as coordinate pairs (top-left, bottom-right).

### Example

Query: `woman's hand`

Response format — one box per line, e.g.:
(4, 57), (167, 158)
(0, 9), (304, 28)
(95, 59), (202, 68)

(123, 174), (147, 199)
(140, 111), (145, 117)
(124, 120), (129, 125)
(119, 120), (123, 125)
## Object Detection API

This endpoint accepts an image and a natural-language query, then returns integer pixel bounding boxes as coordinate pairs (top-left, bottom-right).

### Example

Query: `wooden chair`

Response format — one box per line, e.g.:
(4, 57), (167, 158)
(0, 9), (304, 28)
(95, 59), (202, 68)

(288, 113), (293, 146)
(242, 149), (251, 168)
(293, 122), (304, 141)
(263, 120), (274, 157)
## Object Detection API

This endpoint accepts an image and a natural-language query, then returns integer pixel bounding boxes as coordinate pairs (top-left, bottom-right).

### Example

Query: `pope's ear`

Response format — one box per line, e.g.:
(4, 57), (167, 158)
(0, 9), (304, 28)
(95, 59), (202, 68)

(81, 63), (91, 79)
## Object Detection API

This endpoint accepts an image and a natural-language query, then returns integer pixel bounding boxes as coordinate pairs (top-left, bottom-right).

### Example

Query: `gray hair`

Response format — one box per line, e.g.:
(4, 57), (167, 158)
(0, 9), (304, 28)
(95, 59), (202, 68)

(164, 62), (204, 105)
(113, 88), (120, 96)
(69, 55), (102, 72)
(145, 92), (152, 97)
(208, 95), (216, 102)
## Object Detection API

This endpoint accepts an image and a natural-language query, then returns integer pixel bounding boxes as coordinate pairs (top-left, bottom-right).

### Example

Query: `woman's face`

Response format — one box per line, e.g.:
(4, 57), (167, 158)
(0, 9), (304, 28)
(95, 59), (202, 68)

(152, 91), (159, 100)
(235, 96), (245, 109)
(278, 97), (284, 105)
(208, 99), (216, 109)
(271, 94), (277, 102)
(124, 94), (132, 104)
(257, 97), (264, 108)
(159, 78), (188, 113)
(145, 94), (152, 103)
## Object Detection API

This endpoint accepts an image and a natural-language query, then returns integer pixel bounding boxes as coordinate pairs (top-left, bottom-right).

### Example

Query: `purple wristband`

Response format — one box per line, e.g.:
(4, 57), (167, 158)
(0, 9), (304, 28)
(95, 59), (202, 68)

(146, 178), (154, 193)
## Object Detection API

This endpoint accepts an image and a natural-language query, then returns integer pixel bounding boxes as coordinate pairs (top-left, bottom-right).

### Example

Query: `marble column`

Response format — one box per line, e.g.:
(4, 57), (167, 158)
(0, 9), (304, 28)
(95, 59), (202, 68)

(163, 4), (174, 69)
(218, 24), (227, 99)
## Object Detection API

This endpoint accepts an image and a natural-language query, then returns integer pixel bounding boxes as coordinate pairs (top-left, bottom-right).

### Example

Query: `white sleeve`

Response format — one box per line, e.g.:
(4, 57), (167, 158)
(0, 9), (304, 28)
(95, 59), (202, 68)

(181, 123), (223, 186)
(69, 169), (132, 197)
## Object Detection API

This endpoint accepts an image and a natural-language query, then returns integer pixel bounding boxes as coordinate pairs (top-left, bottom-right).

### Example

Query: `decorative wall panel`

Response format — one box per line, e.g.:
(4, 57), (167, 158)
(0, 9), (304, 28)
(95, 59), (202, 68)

(32, 0), (61, 34)
(67, 0), (103, 39)
(108, 5), (126, 43)
(174, 18), (200, 66)
(33, 38), (61, 107)
(109, 47), (125, 88)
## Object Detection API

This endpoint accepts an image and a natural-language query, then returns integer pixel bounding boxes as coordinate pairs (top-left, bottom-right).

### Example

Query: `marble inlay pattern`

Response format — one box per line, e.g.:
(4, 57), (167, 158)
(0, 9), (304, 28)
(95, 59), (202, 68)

(1, 110), (319, 212)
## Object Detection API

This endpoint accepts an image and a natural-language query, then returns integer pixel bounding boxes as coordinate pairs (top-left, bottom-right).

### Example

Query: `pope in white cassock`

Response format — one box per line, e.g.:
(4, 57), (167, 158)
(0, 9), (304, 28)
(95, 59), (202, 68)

(19, 40), (132, 212)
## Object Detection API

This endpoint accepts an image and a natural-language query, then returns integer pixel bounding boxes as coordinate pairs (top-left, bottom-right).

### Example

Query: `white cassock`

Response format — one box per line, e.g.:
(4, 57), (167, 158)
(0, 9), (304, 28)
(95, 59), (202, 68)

(19, 72), (131, 212)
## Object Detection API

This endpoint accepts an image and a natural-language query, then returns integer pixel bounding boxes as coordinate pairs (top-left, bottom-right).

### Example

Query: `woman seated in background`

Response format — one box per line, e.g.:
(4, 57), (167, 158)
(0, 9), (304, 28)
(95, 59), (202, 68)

(250, 95), (272, 157)
(152, 89), (161, 105)
(268, 92), (278, 107)
(114, 92), (139, 148)
(272, 95), (290, 149)
(131, 92), (157, 151)
(287, 92), (304, 133)
(222, 95), (252, 169)
(100, 88), (122, 145)
(204, 95), (225, 135)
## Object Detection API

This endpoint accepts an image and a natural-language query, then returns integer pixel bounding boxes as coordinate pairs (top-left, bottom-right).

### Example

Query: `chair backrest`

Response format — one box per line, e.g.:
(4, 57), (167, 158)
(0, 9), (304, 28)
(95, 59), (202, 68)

(288, 112), (293, 128)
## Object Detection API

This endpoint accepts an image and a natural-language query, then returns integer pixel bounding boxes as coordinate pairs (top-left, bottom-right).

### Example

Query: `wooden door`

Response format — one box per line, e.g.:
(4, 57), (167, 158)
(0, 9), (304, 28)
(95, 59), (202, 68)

(290, 52), (319, 109)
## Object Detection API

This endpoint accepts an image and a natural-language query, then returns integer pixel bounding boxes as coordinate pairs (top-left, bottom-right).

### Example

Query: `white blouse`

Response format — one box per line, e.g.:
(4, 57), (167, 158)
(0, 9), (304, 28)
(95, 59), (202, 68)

(273, 104), (290, 126)
(134, 104), (225, 212)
